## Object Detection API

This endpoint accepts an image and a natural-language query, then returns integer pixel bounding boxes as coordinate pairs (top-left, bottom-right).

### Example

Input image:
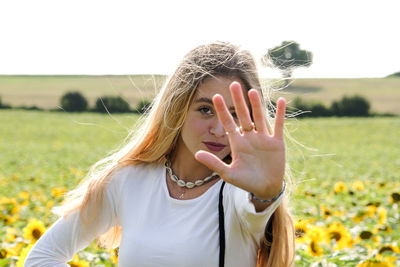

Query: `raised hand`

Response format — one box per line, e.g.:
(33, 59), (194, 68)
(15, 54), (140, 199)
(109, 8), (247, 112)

(195, 81), (286, 201)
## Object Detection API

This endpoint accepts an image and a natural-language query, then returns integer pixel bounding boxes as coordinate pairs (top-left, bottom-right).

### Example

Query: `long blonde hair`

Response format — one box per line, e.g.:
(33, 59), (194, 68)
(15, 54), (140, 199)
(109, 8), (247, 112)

(54, 41), (295, 266)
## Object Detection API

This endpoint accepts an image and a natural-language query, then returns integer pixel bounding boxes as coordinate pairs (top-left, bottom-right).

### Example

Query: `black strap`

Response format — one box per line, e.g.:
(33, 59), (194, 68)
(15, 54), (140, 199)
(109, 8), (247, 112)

(265, 213), (274, 256)
(218, 181), (226, 267)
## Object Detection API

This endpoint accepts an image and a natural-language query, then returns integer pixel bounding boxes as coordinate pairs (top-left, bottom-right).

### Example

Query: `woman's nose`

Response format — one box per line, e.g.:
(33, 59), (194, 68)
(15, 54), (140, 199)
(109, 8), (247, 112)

(210, 119), (226, 137)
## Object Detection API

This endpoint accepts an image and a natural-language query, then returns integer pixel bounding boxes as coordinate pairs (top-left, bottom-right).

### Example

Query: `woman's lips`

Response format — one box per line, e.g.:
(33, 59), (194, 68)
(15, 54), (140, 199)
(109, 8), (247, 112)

(203, 142), (226, 152)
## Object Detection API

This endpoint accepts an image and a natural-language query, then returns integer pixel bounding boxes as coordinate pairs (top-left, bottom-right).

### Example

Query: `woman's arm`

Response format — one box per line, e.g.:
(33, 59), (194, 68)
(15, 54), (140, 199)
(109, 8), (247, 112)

(228, 184), (283, 241)
(24, 170), (124, 266)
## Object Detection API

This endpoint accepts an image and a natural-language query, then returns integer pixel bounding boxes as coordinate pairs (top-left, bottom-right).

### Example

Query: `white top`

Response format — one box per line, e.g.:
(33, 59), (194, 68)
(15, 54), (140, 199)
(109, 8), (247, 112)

(24, 163), (283, 267)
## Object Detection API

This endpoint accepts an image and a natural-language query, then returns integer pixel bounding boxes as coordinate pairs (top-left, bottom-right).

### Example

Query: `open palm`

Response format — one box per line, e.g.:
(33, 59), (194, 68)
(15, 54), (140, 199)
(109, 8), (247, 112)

(195, 81), (286, 200)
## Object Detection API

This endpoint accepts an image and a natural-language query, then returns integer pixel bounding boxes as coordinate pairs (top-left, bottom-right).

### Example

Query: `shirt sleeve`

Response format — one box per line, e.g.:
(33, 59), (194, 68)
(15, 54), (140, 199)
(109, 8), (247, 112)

(24, 169), (127, 267)
(228, 185), (284, 243)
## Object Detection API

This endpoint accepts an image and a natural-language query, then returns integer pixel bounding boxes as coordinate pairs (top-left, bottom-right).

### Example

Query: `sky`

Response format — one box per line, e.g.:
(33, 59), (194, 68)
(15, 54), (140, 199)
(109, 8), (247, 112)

(0, 0), (399, 78)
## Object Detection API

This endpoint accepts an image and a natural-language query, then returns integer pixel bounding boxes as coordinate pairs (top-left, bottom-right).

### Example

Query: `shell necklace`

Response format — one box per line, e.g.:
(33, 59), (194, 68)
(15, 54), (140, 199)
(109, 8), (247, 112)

(165, 161), (219, 199)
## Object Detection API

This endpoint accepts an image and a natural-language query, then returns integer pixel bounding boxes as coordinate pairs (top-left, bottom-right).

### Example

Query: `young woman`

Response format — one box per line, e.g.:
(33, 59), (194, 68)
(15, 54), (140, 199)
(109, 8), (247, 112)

(25, 42), (295, 266)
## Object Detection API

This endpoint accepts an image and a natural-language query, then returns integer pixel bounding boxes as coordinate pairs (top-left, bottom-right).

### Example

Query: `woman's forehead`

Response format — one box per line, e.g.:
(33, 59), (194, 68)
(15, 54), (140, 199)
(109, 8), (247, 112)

(195, 76), (246, 97)
(193, 75), (249, 107)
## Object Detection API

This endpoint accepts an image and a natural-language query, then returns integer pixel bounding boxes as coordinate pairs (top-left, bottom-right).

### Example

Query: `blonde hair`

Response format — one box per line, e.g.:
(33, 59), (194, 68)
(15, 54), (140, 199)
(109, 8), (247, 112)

(54, 41), (295, 266)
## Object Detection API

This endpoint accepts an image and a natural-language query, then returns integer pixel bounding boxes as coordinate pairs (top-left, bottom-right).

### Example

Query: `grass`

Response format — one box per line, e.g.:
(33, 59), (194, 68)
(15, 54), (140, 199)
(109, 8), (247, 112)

(1, 110), (399, 266)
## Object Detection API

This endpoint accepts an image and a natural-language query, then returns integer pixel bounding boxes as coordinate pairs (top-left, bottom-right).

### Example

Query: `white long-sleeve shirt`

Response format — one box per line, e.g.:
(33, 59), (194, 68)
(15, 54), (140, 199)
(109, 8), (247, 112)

(25, 163), (282, 267)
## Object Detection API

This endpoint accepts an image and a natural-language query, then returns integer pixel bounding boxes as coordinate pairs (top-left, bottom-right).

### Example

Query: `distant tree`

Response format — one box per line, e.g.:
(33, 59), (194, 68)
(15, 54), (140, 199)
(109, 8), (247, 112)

(263, 41), (313, 81)
(60, 91), (88, 112)
(331, 95), (370, 117)
(136, 99), (152, 114)
(290, 97), (331, 117)
(386, 71), (400, 78)
(95, 96), (131, 113)
(0, 96), (11, 109)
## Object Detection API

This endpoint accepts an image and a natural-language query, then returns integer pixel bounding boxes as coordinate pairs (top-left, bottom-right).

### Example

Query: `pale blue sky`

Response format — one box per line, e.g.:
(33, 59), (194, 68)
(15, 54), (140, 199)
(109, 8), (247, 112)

(0, 0), (399, 78)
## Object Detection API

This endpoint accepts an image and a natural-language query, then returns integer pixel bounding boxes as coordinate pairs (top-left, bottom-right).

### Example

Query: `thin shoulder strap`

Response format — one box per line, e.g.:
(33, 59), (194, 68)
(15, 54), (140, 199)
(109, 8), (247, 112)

(218, 181), (226, 267)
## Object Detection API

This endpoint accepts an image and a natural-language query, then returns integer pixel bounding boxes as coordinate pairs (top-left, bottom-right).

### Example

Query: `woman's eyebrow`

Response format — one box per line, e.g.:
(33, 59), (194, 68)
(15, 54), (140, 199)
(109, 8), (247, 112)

(194, 97), (235, 111)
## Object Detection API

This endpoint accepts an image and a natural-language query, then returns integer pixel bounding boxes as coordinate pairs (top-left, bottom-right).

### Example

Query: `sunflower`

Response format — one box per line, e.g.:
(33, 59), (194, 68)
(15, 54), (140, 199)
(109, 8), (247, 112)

(376, 225), (392, 234)
(4, 214), (19, 225)
(51, 187), (67, 198)
(0, 248), (6, 259)
(23, 218), (46, 243)
(18, 191), (30, 206)
(378, 244), (400, 255)
(320, 204), (332, 219)
(334, 181), (348, 194)
(327, 221), (353, 250)
(5, 227), (17, 242)
(366, 205), (377, 218)
(0, 197), (20, 215)
(5, 243), (24, 257)
(378, 207), (387, 225)
(68, 254), (90, 267)
(294, 219), (310, 243)
(359, 230), (374, 240)
(389, 192), (400, 203)
(16, 244), (33, 267)
(307, 239), (324, 257)
(109, 247), (119, 264)
(352, 180), (365, 192)
(356, 258), (395, 267)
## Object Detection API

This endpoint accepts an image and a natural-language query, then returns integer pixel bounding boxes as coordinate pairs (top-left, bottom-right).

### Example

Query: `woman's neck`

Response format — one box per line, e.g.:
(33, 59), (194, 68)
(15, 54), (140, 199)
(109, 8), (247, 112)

(170, 153), (213, 183)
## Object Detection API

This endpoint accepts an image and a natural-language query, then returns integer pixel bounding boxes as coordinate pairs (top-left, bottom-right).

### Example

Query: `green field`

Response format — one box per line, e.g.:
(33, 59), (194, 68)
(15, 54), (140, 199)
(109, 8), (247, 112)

(1, 75), (400, 115)
(1, 110), (399, 266)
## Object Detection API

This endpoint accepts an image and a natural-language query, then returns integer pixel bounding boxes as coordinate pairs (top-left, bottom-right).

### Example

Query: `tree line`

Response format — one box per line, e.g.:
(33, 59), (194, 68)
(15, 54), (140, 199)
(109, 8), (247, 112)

(0, 92), (151, 114)
(1, 91), (395, 117)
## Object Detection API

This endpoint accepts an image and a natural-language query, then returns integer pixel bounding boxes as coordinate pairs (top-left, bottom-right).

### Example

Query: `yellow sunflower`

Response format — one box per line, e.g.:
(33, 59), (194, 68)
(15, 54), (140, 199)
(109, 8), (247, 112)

(378, 207), (387, 225)
(23, 218), (46, 243)
(16, 244), (33, 267)
(68, 254), (90, 267)
(307, 225), (328, 242)
(294, 219), (310, 243)
(5, 227), (17, 242)
(366, 205), (377, 218)
(307, 239), (324, 257)
(320, 204), (332, 219)
(358, 230), (374, 241)
(334, 181), (348, 194)
(305, 224), (329, 256)
(0, 248), (6, 259)
(327, 221), (353, 250)
(109, 247), (119, 264)
(4, 242), (24, 259)
(389, 192), (400, 204)
(356, 259), (395, 267)
(51, 187), (67, 198)
(378, 244), (400, 255)
(18, 191), (30, 206)
(352, 180), (365, 192)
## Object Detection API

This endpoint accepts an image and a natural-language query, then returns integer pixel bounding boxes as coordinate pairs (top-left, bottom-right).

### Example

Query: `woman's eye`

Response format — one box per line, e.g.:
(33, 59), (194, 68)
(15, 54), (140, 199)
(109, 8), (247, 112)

(199, 107), (212, 115)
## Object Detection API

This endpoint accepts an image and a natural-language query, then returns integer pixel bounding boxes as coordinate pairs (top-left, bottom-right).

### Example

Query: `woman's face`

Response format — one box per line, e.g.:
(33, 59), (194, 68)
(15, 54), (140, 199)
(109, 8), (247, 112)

(175, 75), (250, 162)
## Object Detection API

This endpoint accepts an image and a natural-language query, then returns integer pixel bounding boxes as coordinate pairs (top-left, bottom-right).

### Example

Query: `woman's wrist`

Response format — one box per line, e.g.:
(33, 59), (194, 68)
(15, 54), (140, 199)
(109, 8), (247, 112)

(249, 179), (286, 203)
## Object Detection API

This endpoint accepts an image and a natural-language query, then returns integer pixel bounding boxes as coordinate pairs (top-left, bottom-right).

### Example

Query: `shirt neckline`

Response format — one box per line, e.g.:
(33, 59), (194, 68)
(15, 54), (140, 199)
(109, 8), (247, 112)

(161, 164), (223, 205)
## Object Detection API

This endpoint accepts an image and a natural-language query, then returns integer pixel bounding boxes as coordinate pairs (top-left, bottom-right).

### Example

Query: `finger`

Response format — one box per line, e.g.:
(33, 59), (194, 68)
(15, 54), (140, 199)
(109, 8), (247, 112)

(230, 82), (253, 132)
(212, 94), (239, 135)
(248, 89), (269, 134)
(274, 97), (286, 139)
(195, 150), (229, 178)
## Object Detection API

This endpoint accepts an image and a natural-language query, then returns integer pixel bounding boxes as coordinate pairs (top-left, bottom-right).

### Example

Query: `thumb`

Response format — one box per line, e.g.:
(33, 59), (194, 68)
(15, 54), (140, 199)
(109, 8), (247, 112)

(195, 150), (229, 177)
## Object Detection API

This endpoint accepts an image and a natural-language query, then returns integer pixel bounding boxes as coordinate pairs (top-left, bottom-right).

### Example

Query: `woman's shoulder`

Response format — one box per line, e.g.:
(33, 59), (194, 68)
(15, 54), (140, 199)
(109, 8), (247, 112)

(109, 162), (164, 186)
